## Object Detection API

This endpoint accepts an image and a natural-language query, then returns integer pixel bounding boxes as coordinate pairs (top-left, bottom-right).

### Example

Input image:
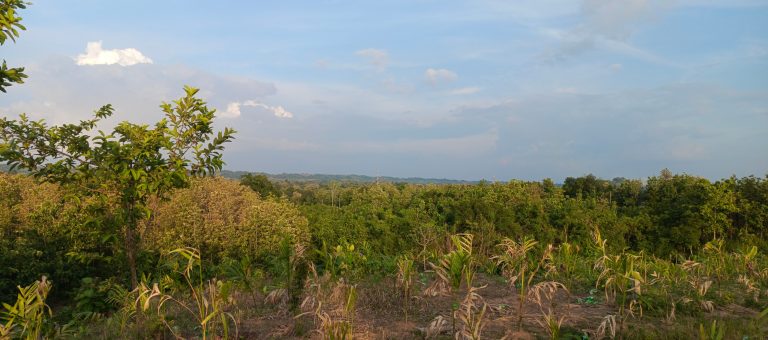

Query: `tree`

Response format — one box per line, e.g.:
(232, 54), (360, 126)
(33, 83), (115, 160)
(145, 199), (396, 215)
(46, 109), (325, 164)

(240, 173), (278, 198)
(642, 173), (713, 255)
(0, 0), (28, 92)
(0, 86), (236, 288)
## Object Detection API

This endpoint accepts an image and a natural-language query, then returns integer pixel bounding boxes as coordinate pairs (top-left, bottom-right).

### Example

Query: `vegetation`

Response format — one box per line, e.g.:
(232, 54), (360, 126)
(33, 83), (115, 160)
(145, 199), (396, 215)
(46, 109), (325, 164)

(0, 0), (28, 93)
(1, 162), (767, 338)
(0, 10), (766, 336)
(0, 86), (235, 290)
(1, 1), (764, 338)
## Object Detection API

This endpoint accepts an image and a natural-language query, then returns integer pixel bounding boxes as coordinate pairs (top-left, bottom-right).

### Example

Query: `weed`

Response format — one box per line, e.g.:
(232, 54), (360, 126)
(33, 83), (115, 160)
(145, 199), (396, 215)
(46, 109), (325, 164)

(396, 254), (415, 322)
(138, 247), (238, 340)
(0, 276), (52, 340)
(454, 285), (488, 340)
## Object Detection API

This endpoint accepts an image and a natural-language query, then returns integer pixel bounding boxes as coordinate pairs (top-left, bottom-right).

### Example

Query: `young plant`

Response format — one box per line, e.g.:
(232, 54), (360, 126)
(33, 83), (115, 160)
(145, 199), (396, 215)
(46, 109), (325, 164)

(551, 242), (581, 289)
(529, 281), (569, 340)
(593, 228), (646, 336)
(703, 238), (726, 292)
(298, 270), (357, 340)
(647, 260), (688, 323)
(426, 233), (475, 296)
(317, 241), (365, 282)
(596, 314), (617, 340)
(138, 247), (238, 340)
(597, 252), (645, 317)
(681, 260), (715, 313)
(0, 276), (52, 340)
(698, 320), (725, 340)
(494, 236), (552, 332)
(220, 256), (264, 307)
(454, 285), (488, 340)
(396, 255), (415, 322)
(270, 239), (307, 310)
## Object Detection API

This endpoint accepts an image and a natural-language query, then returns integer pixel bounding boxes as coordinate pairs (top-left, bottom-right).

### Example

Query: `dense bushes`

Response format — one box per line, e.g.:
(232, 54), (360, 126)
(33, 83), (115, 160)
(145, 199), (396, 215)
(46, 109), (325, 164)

(0, 174), (309, 303)
(272, 171), (768, 259)
(142, 177), (309, 262)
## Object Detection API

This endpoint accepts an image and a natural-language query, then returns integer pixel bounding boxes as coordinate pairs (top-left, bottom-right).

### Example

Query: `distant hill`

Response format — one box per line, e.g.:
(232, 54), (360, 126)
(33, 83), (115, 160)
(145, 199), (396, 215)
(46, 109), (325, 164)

(0, 163), (25, 174)
(1, 165), (474, 184)
(219, 170), (475, 184)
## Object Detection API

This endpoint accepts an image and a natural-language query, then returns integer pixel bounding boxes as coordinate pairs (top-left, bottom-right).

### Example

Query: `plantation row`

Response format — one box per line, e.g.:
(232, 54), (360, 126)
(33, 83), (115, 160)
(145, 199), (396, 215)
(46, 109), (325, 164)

(1, 172), (767, 338)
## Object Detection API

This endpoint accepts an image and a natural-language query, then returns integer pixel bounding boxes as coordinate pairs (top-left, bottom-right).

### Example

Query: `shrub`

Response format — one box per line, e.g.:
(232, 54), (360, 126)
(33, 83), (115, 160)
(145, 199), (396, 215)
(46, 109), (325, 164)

(142, 177), (309, 262)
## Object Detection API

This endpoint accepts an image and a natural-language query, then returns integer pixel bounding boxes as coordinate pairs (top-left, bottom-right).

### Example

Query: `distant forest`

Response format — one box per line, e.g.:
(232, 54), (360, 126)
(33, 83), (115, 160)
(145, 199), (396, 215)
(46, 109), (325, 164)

(220, 169), (475, 184)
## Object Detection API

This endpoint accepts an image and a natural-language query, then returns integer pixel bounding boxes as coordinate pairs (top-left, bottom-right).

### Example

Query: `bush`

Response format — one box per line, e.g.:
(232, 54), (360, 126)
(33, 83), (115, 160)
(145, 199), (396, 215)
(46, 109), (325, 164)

(142, 177), (309, 262)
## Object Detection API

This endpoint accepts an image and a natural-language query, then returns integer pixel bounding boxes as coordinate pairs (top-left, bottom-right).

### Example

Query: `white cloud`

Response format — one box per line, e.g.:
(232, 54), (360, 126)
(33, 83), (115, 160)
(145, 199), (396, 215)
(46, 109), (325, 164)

(222, 102), (244, 118)
(355, 48), (389, 71)
(425, 68), (458, 85)
(450, 87), (481, 95)
(75, 41), (153, 66)
(0, 57), (275, 125)
(223, 100), (293, 119)
(541, 0), (675, 65)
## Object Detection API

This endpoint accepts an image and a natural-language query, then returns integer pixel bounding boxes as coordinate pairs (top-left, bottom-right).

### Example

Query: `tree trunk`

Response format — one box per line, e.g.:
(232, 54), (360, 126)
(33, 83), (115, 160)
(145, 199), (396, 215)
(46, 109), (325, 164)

(125, 221), (139, 289)
(124, 203), (139, 289)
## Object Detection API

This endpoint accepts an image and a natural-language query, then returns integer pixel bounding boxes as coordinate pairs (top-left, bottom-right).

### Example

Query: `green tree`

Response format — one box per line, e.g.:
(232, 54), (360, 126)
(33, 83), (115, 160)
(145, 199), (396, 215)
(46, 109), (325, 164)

(0, 86), (235, 288)
(562, 174), (612, 201)
(240, 173), (278, 198)
(0, 0), (28, 92)
(642, 172), (713, 255)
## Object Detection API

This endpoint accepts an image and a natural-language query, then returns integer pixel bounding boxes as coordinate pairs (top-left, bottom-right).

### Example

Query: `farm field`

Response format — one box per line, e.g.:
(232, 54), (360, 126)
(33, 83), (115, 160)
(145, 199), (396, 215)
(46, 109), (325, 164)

(1, 172), (767, 339)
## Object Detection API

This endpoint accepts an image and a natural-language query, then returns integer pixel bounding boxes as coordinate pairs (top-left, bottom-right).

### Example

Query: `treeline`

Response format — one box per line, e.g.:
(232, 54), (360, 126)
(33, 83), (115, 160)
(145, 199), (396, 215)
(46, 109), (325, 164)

(242, 170), (768, 259)
(225, 170), (474, 184)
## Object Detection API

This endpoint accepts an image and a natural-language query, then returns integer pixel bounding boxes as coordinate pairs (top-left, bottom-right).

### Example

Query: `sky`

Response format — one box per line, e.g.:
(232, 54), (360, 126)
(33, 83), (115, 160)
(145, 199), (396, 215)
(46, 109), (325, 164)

(1, 0), (767, 181)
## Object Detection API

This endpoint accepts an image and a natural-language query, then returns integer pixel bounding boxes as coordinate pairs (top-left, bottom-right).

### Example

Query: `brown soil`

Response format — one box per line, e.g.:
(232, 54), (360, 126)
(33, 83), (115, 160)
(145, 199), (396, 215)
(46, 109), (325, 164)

(236, 274), (617, 339)
(236, 274), (761, 339)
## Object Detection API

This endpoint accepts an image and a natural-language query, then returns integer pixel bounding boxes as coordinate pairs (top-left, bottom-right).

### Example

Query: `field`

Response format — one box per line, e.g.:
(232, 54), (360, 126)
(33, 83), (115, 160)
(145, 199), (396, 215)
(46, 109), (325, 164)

(1, 173), (767, 339)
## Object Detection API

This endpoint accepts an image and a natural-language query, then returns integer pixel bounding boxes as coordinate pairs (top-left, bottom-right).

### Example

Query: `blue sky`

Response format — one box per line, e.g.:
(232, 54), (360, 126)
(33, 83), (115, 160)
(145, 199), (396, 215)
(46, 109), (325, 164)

(1, 0), (767, 181)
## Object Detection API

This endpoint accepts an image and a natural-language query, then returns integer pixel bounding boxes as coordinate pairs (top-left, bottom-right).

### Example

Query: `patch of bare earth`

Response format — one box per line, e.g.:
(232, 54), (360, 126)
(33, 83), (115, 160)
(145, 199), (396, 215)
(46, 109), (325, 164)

(238, 274), (620, 339)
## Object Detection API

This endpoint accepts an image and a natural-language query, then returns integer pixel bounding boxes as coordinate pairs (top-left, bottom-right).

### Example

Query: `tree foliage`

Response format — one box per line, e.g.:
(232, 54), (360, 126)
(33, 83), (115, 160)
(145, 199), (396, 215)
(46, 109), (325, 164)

(0, 86), (236, 287)
(142, 177), (309, 262)
(240, 173), (278, 198)
(0, 0), (28, 93)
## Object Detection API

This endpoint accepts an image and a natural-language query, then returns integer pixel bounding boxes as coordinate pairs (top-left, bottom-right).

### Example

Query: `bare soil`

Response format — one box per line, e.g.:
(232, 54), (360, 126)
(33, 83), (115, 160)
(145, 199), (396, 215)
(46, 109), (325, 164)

(236, 274), (762, 339)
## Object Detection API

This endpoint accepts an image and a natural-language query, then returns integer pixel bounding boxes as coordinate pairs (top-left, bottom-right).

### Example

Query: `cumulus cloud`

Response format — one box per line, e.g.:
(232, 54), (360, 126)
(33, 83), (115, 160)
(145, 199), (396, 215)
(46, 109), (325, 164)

(425, 68), (458, 85)
(355, 48), (389, 71)
(75, 41), (153, 66)
(223, 100), (293, 119)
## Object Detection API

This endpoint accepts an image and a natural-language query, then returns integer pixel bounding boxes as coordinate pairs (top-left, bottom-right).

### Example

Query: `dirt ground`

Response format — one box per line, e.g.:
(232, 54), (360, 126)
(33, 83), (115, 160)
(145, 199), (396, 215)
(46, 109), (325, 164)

(238, 274), (620, 339)
(233, 273), (767, 339)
